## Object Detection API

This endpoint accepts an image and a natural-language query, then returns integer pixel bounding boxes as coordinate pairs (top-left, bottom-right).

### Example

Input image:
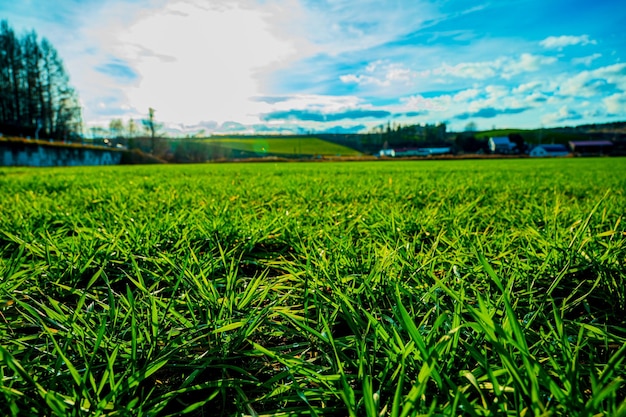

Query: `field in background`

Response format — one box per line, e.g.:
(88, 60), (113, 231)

(1, 158), (625, 416)
(197, 136), (362, 157)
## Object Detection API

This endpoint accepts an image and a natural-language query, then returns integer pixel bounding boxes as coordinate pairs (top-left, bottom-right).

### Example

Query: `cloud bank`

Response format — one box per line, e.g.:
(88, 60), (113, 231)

(1, 0), (624, 133)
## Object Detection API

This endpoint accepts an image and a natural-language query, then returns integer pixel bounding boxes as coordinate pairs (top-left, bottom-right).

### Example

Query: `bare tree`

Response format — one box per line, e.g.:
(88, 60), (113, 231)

(109, 118), (124, 138)
(127, 118), (137, 138)
(142, 107), (162, 153)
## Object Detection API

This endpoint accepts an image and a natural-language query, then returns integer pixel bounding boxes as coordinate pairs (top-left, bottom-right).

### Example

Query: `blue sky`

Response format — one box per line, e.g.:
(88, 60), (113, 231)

(1, 0), (624, 134)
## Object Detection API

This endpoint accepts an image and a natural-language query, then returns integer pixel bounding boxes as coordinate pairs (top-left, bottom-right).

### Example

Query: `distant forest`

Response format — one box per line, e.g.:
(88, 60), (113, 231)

(0, 20), (82, 140)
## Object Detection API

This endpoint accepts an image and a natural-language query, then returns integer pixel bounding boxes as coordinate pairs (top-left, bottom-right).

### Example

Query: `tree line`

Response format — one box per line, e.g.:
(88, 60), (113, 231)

(0, 20), (82, 140)
(342, 122), (449, 153)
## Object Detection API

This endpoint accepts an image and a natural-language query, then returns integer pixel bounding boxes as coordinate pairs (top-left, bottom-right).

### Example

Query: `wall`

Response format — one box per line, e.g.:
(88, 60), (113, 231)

(0, 142), (122, 167)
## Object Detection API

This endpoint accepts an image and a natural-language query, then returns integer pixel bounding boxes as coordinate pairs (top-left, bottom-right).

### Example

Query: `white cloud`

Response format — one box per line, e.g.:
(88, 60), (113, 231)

(398, 83), (542, 125)
(387, 67), (414, 83)
(572, 53), (602, 66)
(435, 53), (555, 80)
(298, 0), (439, 55)
(6, 0), (621, 132)
(401, 94), (452, 112)
(269, 94), (365, 113)
(541, 105), (582, 125)
(524, 91), (549, 104)
(485, 85), (508, 97)
(513, 81), (543, 94)
(38, 0), (309, 126)
(465, 85), (511, 112)
(437, 60), (500, 79)
(342, 52), (556, 98)
(510, 53), (557, 74)
(604, 92), (626, 114)
(453, 88), (481, 101)
(540, 35), (596, 50)
(339, 74), (364, 84)
(110, 0), (301, 124)
(340, 60), (417, 87)
(558, 63), (626, 98)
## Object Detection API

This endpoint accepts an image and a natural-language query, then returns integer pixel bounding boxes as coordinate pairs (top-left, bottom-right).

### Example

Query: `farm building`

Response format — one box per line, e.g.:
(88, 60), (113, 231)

(569, 140), (613, 155)
(394, 148), (426, 157)
(488, 136), (515, 154)
(419, 147), (452, 155)
(529, 144), (570, 157)
(378, 147), (452, 157)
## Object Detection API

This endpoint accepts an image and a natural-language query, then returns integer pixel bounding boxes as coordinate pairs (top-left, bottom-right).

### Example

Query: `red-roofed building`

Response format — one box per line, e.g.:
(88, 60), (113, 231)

(568, 140), (613, 155)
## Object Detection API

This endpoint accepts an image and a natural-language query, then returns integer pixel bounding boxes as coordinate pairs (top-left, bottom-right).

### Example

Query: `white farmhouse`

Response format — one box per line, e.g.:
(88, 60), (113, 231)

(488, 136), (514, 154)
(529, 144), (570, 157)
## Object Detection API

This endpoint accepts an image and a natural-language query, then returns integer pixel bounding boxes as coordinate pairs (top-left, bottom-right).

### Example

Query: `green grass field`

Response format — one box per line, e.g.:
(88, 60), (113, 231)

(1, 158), (625, 416)
(194, 136), (362, 157)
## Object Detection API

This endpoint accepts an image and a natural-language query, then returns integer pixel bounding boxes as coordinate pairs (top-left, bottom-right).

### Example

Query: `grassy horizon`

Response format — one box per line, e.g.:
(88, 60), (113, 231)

(189, 136), (362, 157)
